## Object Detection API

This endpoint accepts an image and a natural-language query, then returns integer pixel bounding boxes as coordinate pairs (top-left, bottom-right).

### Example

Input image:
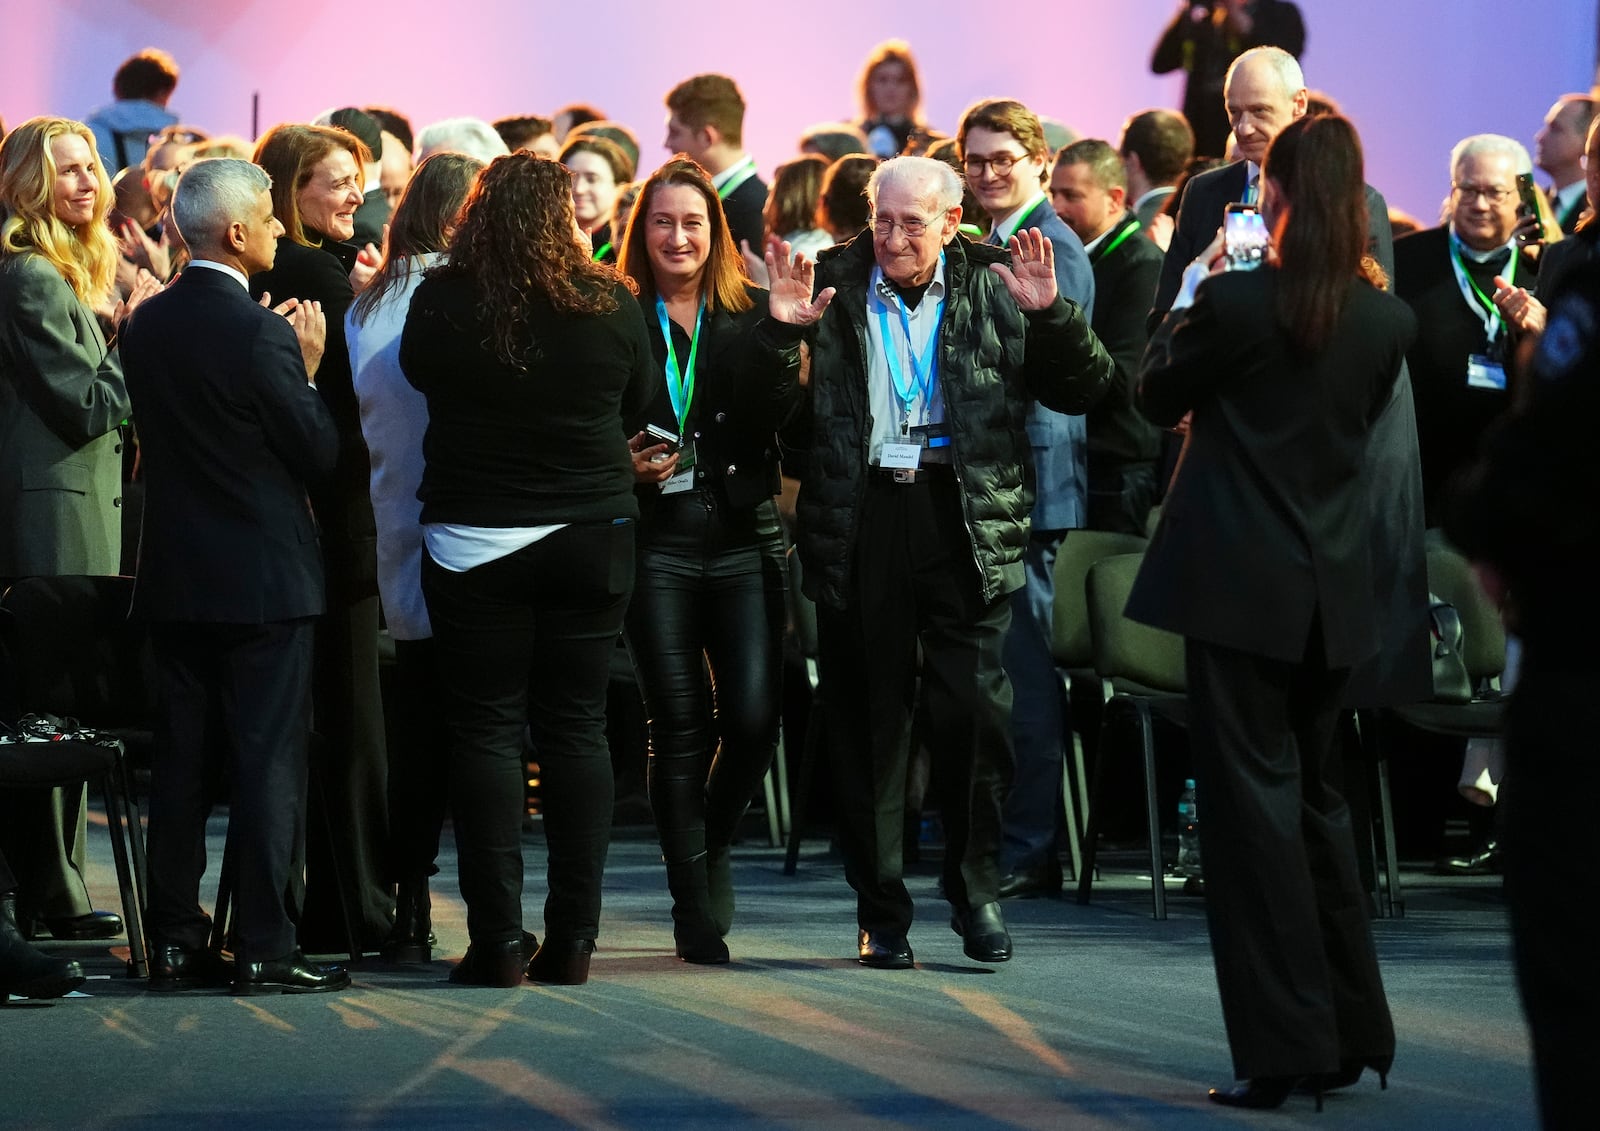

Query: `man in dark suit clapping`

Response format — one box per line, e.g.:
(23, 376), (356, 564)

(120, 158), (349, 995)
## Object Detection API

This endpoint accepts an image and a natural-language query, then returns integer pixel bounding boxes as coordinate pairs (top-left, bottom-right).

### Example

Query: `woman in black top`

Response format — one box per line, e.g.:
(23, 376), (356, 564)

(618, 157), (801, 963)
(1129, 115), (1409, 1111)
(400, 154), (657, 987)
(249, 123), (395, 952)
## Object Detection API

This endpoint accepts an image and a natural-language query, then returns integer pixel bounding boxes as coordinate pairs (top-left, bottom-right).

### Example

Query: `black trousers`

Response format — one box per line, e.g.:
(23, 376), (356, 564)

(1504, 667), (1599, 1131)
(1086, 458), (1157, 535)
(624, 493), (786, 864)
(1185, 631), (1394, 1080)
(387, 638), (449, 881)
(422, 519), (634, 947)
(817, 472), (1013, 935)
(0, 846), (16, 893)
(146, 619), (314, 962)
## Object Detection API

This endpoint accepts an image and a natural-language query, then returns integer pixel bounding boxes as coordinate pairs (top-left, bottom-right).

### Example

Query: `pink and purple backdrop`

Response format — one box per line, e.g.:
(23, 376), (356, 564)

(2, 0), (1594, 223)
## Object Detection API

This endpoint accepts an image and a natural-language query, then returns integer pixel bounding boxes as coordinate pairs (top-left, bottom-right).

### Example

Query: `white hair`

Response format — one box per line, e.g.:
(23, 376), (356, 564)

(170, 158), (271, 250)
(1225, 46), (1306, 102)
(1451, 133), (1534, 180)
(866, 155), (962, 214)
(414, 117), (510, 165)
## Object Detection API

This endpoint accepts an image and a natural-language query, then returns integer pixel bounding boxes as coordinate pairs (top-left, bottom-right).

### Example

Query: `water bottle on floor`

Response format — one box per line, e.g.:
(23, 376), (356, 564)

(1177, 779), (1202, 877)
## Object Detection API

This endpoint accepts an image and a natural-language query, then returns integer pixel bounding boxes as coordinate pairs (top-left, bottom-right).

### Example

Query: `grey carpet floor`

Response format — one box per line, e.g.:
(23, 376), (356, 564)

(3, 816), (1535, 1130)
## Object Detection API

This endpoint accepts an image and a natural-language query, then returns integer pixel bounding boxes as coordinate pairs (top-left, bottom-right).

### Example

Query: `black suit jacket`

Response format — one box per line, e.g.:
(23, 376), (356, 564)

(1086, 212), (1164, 465)
(249, 234), (377, 598)
(121, 266), (338, 623)
(1393, 225), (1539, 520)
(721, 173), (768, 256)
(1534, 225), (1597, 303)
(1152, 161), (1395, 329)
(1127, 268), (1416, 668)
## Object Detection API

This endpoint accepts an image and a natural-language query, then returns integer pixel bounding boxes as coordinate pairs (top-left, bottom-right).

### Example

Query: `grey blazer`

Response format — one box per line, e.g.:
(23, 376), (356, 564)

(0, 251), (130, 577)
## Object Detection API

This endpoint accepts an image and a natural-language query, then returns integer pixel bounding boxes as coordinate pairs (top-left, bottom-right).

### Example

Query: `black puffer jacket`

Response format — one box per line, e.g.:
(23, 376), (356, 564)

(793, 232), (1114, 610)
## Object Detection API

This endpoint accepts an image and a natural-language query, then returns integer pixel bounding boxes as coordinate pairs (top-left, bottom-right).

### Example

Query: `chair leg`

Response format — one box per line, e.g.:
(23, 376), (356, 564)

(772, 726), (792, 841)
(1374, 745), (1405, 920)
(1134, 700), (1166, 921)
(308, 763), (361, 965)
(1075, 703), (1116, 907)
(1058, 671), (1084, 883)
(100, 771), (148, 978)
(782, 683), (823, 877)
(210, 833), (235, 954)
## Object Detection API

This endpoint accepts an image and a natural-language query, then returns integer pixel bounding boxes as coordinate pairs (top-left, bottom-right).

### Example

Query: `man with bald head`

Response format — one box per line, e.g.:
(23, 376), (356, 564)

(1151, 46), (1394, 325)
(1535, 94), (1596, 234)
(767, 156), (1113, 969)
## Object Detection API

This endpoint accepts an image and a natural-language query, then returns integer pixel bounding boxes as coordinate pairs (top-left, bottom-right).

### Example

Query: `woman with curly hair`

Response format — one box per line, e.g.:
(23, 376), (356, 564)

(400, 153), (658, 987)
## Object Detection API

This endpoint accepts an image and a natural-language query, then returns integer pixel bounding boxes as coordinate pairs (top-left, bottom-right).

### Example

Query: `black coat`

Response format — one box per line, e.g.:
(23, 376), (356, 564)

(793, 233), (1113, 610)
(1127, 268), (1416, 668)
(720, 174), (767, 259)
(1086, 213), (1164, 465)
(249, 233), (377, 599)
(1394, 225), (1539, 521)
(630, 284), (801, 516)
(122, 266), (337, 623)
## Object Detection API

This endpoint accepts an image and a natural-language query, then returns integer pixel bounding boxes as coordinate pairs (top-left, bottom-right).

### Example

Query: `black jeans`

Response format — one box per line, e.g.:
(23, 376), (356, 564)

(421, 518), (634, 946)
(625, 492), (786, 863)
(387, 637), (448, 882)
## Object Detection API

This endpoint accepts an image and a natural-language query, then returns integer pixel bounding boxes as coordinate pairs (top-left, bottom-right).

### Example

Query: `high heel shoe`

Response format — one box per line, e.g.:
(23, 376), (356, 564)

(448, 931), (538, 987)
(525, 938), (595, 985)
(1306, 1054), (1392, 1093)
(1208, 1076), (1319, 1112)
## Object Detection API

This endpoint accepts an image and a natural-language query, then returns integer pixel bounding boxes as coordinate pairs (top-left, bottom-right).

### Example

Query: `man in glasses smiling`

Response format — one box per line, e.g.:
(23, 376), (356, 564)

(764, 155), (1113, 970)
(957, 98), (1101, 904)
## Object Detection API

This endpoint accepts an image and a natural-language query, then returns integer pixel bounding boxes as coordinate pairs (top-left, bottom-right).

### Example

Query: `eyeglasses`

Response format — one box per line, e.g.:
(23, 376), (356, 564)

(1452, 183), (1514, 205)
(870, 215), (938, 238)
(963, 152), (1028, 177)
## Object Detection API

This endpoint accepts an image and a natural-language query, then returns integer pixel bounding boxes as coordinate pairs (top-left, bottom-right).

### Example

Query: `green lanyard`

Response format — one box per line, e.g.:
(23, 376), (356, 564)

(1449, 232), (1518, 340)
(716, 156), (757, 200)
(591, 241), (612, 262)
(991, 192), (1048, 246)
(655, 295), (704, 432)
(1091, 218), (1141, 264)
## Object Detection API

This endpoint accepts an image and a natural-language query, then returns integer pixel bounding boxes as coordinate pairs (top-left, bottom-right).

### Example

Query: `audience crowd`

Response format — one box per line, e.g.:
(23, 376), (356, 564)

(2, 14), (1595, 1125)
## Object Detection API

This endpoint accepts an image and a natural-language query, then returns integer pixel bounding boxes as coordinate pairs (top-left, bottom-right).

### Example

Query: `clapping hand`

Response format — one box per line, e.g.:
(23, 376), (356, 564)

(111, 269), (163, 326)
(349, 223), (388, 293)
(989, 227), (1059, 311)
(765, 238), (835, 325)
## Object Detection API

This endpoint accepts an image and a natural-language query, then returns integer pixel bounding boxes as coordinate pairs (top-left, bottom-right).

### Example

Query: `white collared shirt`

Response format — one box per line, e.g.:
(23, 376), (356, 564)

(711, 154), (756, 193)
(1131, 186), (1175, 217)
(865, 258), (947, 465)
(187, 259), (249, 290)
(988, 192), (1048, 246)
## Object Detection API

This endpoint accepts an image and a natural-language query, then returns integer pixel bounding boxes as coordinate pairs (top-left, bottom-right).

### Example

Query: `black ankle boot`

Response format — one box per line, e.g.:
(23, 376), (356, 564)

(704, 846), (734, 938)
(664, 855), (729, 964)
(525, 937), (595, 985)
(448, 931), (537, 987)
(382, 879), (433, 964)
(1, 894), (85, 1001)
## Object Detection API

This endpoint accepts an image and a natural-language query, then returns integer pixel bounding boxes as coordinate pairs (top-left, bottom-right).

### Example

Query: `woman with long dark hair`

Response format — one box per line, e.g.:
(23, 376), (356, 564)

(1127, 113), (1413, 1110)
(400, 154), (656, 987)
(347, 151), (484, 963)
(616, 157), (801, 964)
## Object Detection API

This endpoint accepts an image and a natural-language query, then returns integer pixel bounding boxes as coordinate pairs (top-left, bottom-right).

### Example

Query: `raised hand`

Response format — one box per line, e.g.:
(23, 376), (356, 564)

(765, 237), (836, 325)
(988, 227), (1058, 311)
(111, 268), (163, 326)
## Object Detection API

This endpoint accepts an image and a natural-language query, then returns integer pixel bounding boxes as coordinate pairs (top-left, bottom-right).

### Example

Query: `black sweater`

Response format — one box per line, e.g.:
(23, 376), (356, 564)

(400, 274), (660, 527)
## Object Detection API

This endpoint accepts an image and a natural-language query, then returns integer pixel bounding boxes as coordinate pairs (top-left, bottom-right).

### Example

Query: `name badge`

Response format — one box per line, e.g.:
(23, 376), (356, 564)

(659, 440), (696, 494)
(878, 442), (922, 470)
(1466, 354), (1507, 391)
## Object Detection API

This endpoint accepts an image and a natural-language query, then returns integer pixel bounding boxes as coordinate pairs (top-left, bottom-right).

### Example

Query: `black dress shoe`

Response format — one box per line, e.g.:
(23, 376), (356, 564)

(147, 944), (232, 992)
(1433, 839), (1502, 876)
(1, 938), (85, 1000)
(997, 856), (1063, 900)
(234, 948), (351, 995)
(449, 932), (538, 987)
(1208, 1076), (1312, 1111)
(525, 937), (595, 985)
(857, 929), (914, 969)
(950, 901), (1012, 962)
(39, 909), (124, 940)
(381, 880), (433, 965)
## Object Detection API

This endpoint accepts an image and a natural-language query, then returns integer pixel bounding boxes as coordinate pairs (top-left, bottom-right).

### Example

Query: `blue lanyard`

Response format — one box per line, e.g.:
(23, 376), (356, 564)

(655, 295), (704, 432)
(874, 274), (943, 427)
